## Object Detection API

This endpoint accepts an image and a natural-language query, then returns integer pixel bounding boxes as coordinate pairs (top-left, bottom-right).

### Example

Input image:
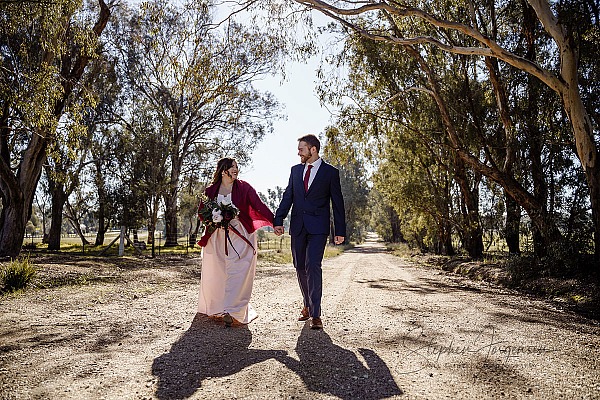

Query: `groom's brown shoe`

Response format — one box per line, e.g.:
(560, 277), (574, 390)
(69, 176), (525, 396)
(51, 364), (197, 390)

(310, 317), (323, 329)
(298, 307), (310, 321)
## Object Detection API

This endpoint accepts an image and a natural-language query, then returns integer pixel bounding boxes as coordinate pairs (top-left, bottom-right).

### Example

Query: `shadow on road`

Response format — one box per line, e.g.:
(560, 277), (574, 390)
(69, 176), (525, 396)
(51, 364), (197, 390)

(152, 315), (402, 399)
(279, 325), (403, 399)
(346, 246), (389, 254)
(152, 314), (286, 399)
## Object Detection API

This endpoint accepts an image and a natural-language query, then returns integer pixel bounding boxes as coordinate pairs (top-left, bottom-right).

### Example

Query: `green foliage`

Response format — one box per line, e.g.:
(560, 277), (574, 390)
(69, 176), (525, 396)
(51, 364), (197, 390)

(259, 187), (286, 214)
(369, 191), (404, 243)
(0, 0), (110, 257)
(1, 258), (37, 293)
(323, 126), (371, 243)
(100, 0), (286, 244)
(1, 0), (103, 140)
(315, 5), (598, 262)
(385, 242), (413, 258)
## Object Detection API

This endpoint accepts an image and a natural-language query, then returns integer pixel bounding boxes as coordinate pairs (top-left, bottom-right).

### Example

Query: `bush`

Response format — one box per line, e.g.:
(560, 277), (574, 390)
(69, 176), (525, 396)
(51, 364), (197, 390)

(1, 257), (37, 293)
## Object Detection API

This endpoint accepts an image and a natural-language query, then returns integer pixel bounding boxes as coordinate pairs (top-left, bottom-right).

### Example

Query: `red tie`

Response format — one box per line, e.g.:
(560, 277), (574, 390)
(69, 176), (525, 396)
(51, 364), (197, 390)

(303, 164), (313, 192)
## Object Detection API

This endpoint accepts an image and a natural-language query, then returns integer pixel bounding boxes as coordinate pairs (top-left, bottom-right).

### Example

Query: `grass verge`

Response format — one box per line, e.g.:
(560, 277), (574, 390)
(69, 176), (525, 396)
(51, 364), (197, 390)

(391, 243), (600, 320)
(1, 257), (37, 293)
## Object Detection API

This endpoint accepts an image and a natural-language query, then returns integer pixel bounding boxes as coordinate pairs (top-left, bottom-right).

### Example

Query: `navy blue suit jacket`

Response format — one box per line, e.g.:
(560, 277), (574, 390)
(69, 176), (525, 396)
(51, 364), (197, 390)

(275, 160), (346, 237)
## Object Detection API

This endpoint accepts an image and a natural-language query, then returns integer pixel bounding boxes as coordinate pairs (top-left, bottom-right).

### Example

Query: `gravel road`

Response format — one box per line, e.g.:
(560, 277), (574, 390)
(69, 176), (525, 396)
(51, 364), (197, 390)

(1, 234), (599, 399)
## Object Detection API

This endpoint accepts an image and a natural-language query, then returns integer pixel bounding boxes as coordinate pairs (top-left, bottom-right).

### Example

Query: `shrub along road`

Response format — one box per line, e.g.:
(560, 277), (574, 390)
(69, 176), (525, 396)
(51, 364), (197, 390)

(0, 235), (599, 399)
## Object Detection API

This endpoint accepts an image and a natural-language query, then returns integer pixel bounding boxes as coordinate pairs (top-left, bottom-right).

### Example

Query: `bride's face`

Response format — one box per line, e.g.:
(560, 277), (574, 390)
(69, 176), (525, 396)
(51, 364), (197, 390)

(223, 161), (239, 180)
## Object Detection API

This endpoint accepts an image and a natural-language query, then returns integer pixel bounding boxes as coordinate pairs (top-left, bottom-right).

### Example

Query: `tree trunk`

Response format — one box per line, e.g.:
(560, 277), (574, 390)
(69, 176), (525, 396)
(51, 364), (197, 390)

(95, 220), (107, 246)
(94, 201), (108, 246)
(47, 201), (65, 251)
(0, 133), (47, 257)
(526, 95), (549, 257)
(387, 205), (404, 242)
(587, 167), (600, 263)
(147, 222), (155, 246)
(505, 192), (521, 254)
(562, 81), (600, 262)
(163, 188), (179, 247)
(93, 159), (109, 246)
(163, 154), (182, 247)
(439, 180), (454, 256)
(401, 44), (563, 255)
(453, 154), (484, 259)
(521, 3), (549, 258)
(46, 173), (69, 251)
(438, 220), (455, 256)
(0, 193), (26, 259)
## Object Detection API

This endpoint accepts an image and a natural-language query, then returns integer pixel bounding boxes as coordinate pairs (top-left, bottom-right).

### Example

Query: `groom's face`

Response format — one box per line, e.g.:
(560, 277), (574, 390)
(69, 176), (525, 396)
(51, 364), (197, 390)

(298, 141), (315, 164)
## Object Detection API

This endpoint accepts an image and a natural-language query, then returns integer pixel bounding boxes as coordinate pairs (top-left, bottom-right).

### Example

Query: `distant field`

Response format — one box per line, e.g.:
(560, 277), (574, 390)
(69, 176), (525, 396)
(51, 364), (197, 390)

(22, 231), (347, 262)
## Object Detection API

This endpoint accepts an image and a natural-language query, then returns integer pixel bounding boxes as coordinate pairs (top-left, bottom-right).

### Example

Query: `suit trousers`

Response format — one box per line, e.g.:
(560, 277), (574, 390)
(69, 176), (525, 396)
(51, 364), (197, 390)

(291, 225), (328, 318)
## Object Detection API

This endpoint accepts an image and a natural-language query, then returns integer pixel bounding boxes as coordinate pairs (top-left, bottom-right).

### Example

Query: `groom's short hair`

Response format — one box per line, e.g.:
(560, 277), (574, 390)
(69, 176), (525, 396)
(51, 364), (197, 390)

(298, 134), (320, 153)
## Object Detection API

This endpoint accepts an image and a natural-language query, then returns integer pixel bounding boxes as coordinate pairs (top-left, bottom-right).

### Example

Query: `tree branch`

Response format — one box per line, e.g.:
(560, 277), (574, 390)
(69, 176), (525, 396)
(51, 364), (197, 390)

(294, 0), (565, 92)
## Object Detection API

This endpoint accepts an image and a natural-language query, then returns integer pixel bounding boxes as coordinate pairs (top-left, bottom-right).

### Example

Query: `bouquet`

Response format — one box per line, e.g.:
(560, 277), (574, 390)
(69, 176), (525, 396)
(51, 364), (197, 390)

(198, 192), (239, 238)
(197, 192), (255, 257)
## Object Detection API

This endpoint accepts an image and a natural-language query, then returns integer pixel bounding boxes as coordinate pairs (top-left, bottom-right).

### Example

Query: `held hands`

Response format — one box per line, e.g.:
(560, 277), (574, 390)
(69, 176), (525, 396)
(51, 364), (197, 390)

(274, 226), (343, 244)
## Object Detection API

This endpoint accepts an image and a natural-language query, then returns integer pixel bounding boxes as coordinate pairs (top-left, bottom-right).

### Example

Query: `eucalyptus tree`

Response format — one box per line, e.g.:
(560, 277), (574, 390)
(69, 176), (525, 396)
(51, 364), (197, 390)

(34, 176), (52, 243)
(368, 188), (404, 244)
(109, 0), (282, 246)
(106, 101), (169, 243)
(86, 55), (122, 246)
(64, 183), (95, 245)
(44, 90), (99, 250)
(340, 102), (458, 255)
(260, 186), (286, 213)
(292, 0), (600, 261)
(44, 135), (92, 250)
(43, 37), (124, 250)
(323, 126), (370, 243)
(325, 35), (487, 257)
(0, 0), (111, 257)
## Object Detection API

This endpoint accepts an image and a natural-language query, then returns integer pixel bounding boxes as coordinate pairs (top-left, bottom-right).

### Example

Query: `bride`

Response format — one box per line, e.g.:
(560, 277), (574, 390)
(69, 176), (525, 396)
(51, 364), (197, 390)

(196, 157), (274, 326)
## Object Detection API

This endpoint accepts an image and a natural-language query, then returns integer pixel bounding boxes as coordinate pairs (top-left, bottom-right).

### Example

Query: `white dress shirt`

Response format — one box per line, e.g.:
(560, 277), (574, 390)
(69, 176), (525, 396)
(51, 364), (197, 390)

(303, 157), (322, 191)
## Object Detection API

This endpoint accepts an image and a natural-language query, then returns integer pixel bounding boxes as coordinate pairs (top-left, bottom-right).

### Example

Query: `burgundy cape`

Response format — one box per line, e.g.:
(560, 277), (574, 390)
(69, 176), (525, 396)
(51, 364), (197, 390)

(197, 179), (274, 247)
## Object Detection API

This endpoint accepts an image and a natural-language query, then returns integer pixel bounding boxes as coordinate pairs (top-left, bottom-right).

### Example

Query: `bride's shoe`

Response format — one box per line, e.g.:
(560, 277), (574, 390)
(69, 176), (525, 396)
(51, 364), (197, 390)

(223, 313), (233, 327)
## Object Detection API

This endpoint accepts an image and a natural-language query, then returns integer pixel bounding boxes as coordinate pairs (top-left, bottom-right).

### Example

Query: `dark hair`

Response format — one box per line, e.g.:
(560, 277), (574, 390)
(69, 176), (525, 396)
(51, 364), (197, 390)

(298, 134), (320, 153)
(212, 157), (236, 185)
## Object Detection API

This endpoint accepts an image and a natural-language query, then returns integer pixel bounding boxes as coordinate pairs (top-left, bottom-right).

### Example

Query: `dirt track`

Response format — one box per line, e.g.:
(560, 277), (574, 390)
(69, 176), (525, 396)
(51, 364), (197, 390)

(1, 234), (599, 399)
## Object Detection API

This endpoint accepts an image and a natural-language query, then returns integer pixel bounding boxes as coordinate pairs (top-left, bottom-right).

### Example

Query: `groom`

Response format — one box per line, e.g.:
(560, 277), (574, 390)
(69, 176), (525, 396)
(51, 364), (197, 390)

(274, 134), (346, 329)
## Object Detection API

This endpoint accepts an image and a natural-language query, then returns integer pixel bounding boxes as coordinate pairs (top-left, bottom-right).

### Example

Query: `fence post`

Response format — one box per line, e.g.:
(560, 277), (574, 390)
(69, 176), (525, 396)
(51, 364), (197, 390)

(119, 226), (125, 256)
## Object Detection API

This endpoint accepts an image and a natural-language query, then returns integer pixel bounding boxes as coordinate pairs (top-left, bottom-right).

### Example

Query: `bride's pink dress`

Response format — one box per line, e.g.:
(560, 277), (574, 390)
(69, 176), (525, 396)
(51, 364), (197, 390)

(197, 193), (258, 323)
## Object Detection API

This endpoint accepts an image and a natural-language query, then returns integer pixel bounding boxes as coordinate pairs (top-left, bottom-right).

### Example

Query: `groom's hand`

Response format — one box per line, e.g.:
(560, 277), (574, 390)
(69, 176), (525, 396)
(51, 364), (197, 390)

(274, 226), (284, 236)
(334, 236), (345, 245)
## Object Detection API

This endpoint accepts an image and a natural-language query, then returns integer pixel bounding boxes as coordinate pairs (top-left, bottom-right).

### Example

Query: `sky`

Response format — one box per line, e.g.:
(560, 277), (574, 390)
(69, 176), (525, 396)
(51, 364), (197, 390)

(210, 5), (344, 196)
(238, 55), (337, 196)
